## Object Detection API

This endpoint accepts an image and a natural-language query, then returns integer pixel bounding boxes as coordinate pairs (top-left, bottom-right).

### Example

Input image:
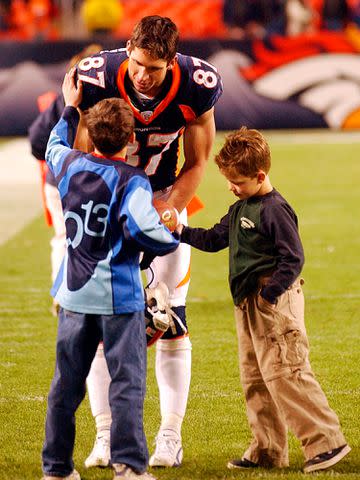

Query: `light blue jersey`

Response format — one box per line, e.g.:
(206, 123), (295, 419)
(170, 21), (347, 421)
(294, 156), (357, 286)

(46, 106), (179, 314)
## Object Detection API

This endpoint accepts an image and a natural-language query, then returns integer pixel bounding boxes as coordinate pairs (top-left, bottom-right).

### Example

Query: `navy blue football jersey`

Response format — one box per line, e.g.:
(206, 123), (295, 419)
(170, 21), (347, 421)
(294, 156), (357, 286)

(77, 49), (223, 191)
(46, 106), (179, 315)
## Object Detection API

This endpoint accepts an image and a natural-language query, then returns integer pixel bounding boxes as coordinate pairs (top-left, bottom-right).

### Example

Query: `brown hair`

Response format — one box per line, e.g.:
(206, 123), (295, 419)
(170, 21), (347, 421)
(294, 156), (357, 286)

(128, 15), (179, 63)
(84, 98), (134, 157)
(215, 126), (271, 177)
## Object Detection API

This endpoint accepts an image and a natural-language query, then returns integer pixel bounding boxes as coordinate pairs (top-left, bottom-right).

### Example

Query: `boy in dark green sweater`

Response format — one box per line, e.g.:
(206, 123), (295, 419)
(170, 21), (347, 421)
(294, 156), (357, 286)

(177, 127), (350, 473)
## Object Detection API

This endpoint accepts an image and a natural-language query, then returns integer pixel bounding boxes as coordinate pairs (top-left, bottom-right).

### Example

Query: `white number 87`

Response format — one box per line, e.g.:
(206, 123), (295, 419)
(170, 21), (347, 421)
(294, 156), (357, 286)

(77, 56), (106, 88)
(192, 57), (218, 89)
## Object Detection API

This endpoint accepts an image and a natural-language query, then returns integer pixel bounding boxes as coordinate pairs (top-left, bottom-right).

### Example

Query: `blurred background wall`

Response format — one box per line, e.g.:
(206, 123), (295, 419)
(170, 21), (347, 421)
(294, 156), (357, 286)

(1, 0), (360, 134)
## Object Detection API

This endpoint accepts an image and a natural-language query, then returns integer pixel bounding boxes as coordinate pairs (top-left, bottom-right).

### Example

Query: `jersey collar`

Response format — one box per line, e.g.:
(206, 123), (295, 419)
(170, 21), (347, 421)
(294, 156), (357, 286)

(117, 59), (181, 125)
(91, 152), (126, 162)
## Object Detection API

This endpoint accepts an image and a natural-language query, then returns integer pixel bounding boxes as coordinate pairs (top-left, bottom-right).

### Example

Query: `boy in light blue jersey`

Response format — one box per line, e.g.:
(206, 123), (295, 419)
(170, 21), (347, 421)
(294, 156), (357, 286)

(41, 69), (178, 480)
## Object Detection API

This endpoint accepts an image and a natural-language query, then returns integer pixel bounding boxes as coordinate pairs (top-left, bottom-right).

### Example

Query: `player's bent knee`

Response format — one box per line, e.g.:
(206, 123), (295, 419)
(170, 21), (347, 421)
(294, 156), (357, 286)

(160, 305), (188, 340)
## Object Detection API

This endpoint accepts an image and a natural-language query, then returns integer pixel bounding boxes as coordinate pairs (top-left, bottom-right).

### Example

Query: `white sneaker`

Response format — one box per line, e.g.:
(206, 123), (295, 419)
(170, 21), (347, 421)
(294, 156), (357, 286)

(149, 429), (183, 467)
(84, 433), (111, 468)
(41, 469), (81, 480)
(113, 463), (156, 479)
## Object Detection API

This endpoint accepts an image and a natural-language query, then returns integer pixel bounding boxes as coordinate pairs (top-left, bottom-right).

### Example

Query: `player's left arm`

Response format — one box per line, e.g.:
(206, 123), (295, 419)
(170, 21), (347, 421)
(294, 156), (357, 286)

(166, 107), (215, 213)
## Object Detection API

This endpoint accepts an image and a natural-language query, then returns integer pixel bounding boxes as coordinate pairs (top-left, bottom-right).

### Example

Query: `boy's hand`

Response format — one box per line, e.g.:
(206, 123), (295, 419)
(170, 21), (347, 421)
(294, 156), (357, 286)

(175, 223), (184, 235)
(62, 67), (83, 108)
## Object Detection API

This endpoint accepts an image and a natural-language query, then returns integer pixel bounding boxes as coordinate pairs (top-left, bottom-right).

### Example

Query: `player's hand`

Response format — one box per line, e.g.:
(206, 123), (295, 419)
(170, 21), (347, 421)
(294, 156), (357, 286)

(62, 67), (83, 108)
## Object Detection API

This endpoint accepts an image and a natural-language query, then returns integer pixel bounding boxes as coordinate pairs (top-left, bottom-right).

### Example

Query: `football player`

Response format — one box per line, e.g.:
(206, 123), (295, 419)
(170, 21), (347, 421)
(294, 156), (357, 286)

(76, 15), (223, 469)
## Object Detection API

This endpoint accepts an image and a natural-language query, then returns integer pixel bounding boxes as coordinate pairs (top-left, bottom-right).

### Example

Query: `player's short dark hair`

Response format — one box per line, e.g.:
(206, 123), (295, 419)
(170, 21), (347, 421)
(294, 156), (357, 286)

(215, 126), (271, 177)
(129, 15), (179, 63)
(84, 98), (134, 157)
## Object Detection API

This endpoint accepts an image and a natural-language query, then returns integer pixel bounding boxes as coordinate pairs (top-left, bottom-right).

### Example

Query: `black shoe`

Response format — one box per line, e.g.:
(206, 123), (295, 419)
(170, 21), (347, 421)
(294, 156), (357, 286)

(227, 458), (259, 469)
(303, 444), (351, 473)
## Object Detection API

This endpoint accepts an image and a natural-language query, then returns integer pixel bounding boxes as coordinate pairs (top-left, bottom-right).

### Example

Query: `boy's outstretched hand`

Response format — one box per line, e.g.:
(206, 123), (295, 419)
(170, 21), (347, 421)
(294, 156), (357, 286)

(62, 67), (83, 108)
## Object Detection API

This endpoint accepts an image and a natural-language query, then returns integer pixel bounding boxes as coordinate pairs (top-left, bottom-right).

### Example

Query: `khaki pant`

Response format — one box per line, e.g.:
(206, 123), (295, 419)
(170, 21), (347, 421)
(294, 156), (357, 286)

(235, 279), (346, 467)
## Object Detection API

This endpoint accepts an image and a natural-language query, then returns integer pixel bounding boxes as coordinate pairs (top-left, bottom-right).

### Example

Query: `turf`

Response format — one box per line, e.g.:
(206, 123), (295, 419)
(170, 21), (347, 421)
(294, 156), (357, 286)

(0, 134), (359, 479)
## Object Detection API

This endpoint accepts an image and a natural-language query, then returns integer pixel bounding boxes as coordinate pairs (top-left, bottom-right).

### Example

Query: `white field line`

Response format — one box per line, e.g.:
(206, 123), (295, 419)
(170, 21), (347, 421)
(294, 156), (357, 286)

(0, 138), (42, 246)
(265, 129), (360, 144)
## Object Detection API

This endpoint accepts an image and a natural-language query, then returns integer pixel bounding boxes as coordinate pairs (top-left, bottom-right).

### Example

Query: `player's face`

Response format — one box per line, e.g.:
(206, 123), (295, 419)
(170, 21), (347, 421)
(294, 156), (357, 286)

(127, 45), (175, 97)
(221, 169), (265, 199)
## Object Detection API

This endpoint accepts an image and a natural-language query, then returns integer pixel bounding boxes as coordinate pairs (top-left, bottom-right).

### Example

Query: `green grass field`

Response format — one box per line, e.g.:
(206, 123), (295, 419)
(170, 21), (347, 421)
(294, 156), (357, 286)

(0, 133), (359, 480)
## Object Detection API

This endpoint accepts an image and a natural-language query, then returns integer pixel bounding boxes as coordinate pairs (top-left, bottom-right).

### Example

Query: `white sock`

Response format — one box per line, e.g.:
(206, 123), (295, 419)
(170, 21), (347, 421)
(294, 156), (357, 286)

(95, 413), (111, 438)
(86, 343), (111, 436)
(155, 336), (192, 437)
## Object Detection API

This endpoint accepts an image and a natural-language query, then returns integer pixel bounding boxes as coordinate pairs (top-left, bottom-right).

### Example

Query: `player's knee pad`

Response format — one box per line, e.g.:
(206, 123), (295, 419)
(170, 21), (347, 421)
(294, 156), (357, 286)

(160, 306), (188, 340)
(145, 285), (187, 346)
(156, 334), (192, 352)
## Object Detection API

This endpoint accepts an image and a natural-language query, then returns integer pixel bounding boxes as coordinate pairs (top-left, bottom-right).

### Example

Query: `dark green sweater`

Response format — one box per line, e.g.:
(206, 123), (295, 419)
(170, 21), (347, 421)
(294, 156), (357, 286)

(181, 189), (304, 305)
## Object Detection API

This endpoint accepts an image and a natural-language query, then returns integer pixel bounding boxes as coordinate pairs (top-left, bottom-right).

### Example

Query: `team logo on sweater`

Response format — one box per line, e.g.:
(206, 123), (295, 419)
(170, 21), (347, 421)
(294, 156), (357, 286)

(240, 217), (255, 229)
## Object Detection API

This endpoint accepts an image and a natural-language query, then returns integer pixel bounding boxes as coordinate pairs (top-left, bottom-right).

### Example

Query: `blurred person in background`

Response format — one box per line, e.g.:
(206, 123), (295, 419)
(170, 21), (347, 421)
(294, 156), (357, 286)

(349, 0), (360, 27)
(285, 0), (316, 36)
(28, 43), (102, 315)
(321, 0), (350, 30)
(0, 0), (11, 31)
(222, 0), (284, 39)
(81, 0), (123, 37)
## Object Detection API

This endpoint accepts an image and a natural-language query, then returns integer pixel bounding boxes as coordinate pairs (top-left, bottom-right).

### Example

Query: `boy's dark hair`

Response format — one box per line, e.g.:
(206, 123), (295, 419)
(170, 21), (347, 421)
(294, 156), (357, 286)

(128, 15), (179, 63)
(215, 126), (271, 177)
(84, 98), (134, 157)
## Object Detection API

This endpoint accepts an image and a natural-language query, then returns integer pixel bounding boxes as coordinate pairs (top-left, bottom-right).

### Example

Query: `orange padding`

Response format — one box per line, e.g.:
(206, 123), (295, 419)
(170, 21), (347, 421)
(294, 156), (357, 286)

(187, 195), (204, 217)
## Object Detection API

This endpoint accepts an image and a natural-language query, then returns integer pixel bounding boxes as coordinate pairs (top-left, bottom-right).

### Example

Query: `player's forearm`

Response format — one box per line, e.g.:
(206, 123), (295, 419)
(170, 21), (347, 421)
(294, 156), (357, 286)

(168, 111), (215, 212)
(167, 163), (206, 212)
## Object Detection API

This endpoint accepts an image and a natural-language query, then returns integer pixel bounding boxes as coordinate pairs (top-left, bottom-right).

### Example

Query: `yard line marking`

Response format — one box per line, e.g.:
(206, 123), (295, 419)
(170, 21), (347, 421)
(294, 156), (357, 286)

(0, 138), (41, 246)
(265, 129), (360, 145)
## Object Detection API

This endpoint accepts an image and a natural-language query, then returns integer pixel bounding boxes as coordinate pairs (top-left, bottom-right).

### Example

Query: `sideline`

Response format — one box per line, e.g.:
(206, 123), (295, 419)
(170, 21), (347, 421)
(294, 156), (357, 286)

(266, 129), (360, 144)
(0, 138), (42, 247)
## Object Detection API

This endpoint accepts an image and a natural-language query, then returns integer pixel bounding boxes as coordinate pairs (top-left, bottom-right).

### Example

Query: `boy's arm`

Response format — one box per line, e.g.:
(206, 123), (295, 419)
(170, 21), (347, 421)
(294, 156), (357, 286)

(179, 212), (230, 252)
(45, 68), (83, 175)
(121, 176), (179, 257)
(260, 202), (304, 304)
(45, 107), (80, 175)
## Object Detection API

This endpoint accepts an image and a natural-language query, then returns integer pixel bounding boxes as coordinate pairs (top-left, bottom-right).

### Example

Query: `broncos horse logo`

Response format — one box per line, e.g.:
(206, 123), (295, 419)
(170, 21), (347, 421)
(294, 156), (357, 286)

(210, 27), (360, 130)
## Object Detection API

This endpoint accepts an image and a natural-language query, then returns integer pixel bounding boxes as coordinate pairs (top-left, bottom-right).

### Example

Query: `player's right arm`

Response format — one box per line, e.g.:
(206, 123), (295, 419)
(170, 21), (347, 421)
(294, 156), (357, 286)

(28, 95), (65, 160)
